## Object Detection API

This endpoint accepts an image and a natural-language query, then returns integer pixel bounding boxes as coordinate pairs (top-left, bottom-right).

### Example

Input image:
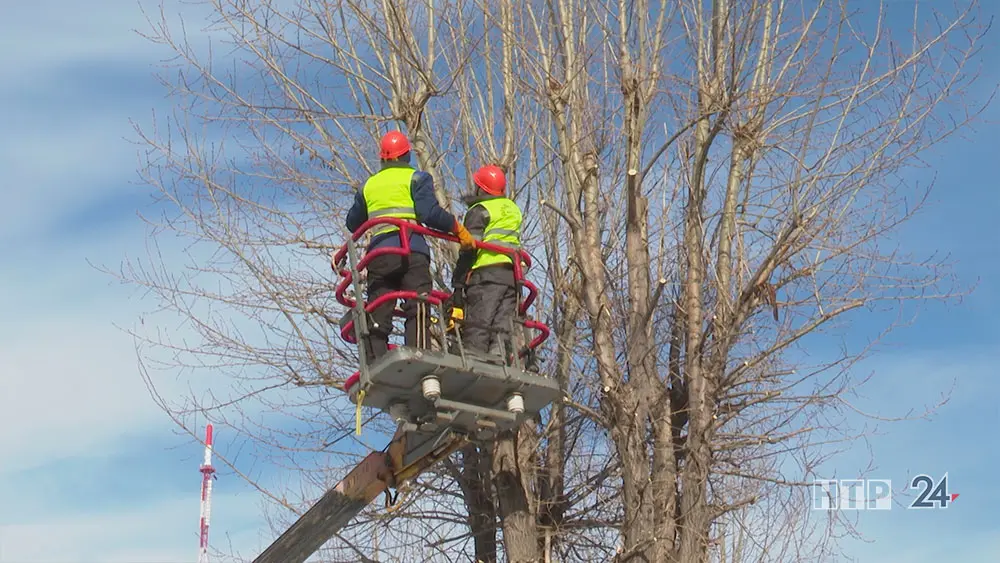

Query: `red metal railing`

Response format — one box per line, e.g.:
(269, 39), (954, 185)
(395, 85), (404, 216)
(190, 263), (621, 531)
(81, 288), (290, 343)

(332, 217), (550, 367)
(332, 218), (538, 313)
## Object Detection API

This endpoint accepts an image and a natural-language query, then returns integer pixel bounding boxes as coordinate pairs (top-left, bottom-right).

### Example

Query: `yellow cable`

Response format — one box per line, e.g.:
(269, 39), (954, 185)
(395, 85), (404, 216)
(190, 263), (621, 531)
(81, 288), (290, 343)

(355, 389), (366, 435)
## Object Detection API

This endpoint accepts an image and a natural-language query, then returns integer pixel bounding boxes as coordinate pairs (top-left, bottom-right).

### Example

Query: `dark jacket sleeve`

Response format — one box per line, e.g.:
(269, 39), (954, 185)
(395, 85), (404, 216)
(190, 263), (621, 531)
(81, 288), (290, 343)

(411, 171), (458, 233)
(451, 205), (489, 288)
(345, 189), (367, 233)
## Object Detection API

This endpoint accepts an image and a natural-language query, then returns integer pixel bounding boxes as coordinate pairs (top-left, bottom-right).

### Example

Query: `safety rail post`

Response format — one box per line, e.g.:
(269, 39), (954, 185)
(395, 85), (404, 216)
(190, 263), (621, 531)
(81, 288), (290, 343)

(345, 235), (372, 391)
(446, 293), (470, 368)
(510, 317), (524, 372)
(433, 299), (451, 357)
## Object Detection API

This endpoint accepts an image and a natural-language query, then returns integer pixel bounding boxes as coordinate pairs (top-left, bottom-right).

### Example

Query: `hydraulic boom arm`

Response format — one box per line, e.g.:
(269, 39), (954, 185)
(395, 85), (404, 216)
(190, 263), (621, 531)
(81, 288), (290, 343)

(252, 428), (468, 563)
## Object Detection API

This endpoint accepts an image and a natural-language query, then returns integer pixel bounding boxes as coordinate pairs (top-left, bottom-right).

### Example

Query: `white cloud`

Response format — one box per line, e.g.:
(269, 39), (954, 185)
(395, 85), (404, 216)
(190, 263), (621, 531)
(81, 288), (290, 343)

(0, 221), (200, 476)
(0, 212), (289, 476)
(0, 0), (215, 80)
(0, 490), (265, 563)
(0, 0), (226, 242)
(0, 180), (303, 560)
(0, 312), (160, 472)
(0, 121), (140, 240)
(845, 523), (1000, 563)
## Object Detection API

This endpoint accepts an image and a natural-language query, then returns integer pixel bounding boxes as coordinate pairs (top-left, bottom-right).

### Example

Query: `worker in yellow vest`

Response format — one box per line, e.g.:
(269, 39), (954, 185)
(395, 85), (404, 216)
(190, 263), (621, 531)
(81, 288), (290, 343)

(346, 130), (477, 362)
(450, 164), (524, 356)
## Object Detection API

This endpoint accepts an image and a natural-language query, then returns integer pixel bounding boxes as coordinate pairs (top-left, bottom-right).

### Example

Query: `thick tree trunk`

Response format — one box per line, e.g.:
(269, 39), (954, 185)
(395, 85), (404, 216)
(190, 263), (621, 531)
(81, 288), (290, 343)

(616, 141), (659, 563)
(493, 429), (540, 563)
(460, 445), (498, 563)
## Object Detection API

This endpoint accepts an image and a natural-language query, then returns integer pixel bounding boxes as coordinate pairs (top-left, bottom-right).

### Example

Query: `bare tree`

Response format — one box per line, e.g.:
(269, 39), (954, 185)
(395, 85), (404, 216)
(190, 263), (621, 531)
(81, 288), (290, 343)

(518, 0), (990, 561)
(122, 0), (991, 562)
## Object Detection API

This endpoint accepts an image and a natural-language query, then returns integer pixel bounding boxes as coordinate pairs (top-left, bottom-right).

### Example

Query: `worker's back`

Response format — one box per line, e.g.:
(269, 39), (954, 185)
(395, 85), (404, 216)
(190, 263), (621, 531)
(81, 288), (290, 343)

(470, 196), (522, 270)
(346, 161), (456, 257)
(361, 164), (421, 248)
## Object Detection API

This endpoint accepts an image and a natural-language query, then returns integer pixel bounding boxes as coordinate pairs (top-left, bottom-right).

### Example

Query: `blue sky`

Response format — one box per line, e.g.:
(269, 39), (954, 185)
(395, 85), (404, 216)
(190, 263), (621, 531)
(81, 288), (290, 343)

(0, 1), (274, 561)
(0, 1), (997, 562)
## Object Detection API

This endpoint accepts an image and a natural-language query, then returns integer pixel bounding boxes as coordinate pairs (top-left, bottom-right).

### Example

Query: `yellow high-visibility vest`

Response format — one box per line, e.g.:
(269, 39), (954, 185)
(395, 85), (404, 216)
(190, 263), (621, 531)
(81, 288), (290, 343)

(362, 167), (417, 236)
(470, 197), (522, 270)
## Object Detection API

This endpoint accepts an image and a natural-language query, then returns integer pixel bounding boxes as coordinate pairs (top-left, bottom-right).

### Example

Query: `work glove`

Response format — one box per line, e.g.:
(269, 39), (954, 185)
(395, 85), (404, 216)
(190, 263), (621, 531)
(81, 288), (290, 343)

(445, 305), (464, 332)
(453, 220), (477, 251)
(443, 288), (465, 333)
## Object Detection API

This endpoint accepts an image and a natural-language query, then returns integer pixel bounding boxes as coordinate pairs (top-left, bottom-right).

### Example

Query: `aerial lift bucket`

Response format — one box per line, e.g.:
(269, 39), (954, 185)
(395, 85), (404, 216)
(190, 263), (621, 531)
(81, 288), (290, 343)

(252, 218), (558, 563)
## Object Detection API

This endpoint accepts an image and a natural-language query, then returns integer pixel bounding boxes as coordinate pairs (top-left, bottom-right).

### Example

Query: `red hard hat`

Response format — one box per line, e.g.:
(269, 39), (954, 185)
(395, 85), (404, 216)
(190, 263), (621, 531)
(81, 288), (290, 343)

(379, 130), (411, 160)
(473, 164), (506, 196)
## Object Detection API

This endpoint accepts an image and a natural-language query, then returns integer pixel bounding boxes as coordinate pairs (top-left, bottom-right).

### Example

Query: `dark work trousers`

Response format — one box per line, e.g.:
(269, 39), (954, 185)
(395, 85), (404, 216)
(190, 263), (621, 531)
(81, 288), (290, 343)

(365, 252), (433, 362)
(462, 266), (518, 354)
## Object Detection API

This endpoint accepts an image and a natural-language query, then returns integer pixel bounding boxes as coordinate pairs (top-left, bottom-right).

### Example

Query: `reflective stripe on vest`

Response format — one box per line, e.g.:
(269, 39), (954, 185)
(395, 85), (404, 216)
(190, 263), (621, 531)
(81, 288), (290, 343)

(470, 197), (523, 270)
(362, 167), (418, 236)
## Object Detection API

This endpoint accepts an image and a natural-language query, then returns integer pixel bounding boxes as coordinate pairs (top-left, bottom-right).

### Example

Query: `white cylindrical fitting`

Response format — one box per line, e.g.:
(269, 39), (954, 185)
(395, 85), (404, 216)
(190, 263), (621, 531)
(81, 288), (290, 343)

(422, 376), (441, 400)
(506, 393), (525, 414)
(389, 402), (409, 423)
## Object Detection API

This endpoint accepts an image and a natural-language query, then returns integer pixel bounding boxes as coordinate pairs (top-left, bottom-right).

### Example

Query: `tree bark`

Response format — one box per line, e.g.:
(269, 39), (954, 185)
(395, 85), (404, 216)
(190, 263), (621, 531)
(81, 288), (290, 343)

(493, 428), (540, 563)
(460, 444), (498, 563)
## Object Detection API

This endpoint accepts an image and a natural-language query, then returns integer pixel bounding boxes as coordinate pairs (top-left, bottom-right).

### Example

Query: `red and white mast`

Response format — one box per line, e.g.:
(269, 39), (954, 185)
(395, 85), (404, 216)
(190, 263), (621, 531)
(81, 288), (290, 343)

(198, 424), (216, 563)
